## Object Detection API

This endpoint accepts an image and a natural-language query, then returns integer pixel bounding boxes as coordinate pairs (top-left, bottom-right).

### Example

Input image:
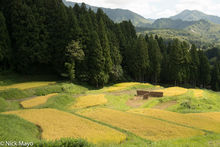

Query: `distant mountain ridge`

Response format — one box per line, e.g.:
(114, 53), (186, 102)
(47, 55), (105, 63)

(170, 10), (220, 24)
(139, 19), (220, 47)
(62, 1), (220, 47)
(62, 0), (153, 27)
(151, 18), (197, 29)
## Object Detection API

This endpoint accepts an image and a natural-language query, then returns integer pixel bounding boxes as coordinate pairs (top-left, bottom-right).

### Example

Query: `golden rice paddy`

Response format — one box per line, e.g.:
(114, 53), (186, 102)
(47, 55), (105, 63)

(77, 108), (204, 141)
(128, 108), (220, 133)
(70, 94), (107, 109)
(20, 93), (58, 108)
(103, 82), (139, 92)
(104, 86), (126, 92)
(0, 81), (56, 90)
(154, 87), (188, 97)
(186, 112), (220, 123)
(189, 89), (204, 98)
(103, 82), (151, 92)
(113, 82), (140, 87)
(4, 109), (126, 144)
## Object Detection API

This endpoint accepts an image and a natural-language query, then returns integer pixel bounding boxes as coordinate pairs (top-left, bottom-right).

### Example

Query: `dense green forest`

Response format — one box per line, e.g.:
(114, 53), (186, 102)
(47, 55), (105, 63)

(0, 0), (219, 90)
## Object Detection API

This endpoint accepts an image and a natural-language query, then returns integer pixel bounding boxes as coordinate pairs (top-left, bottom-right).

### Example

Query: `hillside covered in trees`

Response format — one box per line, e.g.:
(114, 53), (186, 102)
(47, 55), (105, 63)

(0, 0), (219, 90)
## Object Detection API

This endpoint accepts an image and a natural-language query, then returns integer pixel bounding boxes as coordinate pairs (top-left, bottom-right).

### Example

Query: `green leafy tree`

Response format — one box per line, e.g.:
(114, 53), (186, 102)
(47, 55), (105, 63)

(65, 41), (85, 82)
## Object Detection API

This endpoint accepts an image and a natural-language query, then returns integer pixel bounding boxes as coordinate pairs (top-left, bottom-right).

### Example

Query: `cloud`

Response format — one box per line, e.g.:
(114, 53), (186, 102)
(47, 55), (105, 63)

(66, 0), (220, 19)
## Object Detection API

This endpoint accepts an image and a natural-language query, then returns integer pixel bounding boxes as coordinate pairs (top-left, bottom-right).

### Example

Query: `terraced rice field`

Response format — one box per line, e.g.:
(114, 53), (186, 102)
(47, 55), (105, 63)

(103, 82), (139, 92)
(0, 81), (56, 90)
(103, 82), (151, 92)
(128, 109), (220, 133)
(77, 108), (204, 141)
(154, 87), (188, 97)
(70, 94), (107, 109)
(104, 86), (126, 92)
(189, 89), (204, 98)
(4, 109), (126, 144)
(186, 112), (220, 123)
(20, 93), (58, 108)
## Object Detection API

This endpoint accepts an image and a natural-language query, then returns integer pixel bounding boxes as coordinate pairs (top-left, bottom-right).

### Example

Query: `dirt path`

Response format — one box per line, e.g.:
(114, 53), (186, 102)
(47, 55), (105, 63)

(6, 96), (38, 102)
(126, 96), (148, 108)
(153, 101), (177, 110)
(6, 93), (87, 103)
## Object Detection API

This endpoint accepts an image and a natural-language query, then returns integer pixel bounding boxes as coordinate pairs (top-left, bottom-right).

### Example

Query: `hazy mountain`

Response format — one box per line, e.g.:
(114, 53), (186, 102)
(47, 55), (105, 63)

(139, 19), (220, 48)
(62, 1), (220, 47)
(151, 18), (197, 29)
(170, 10), (220, 24)
(62, 0), (153, 27)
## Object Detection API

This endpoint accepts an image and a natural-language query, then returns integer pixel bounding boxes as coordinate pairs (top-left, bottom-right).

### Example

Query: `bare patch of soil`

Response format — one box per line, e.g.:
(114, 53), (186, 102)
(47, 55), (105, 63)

(109, 89), (136, 96)
(7, 96), (38, 102)
(126, 96), (149, 108)
(153, 101), (177, 110)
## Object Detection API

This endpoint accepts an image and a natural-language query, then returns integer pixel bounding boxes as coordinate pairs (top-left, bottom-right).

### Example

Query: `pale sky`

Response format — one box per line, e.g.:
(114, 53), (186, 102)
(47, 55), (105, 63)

(67, 0), (220, 19)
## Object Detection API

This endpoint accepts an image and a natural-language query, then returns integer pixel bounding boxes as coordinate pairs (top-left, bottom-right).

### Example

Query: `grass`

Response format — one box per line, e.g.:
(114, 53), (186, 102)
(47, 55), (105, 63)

(0, 88), (34, 100)
(0, 98), (8, 112)
(0, 98), (21, 112)
(77, 108), (204, 141)
(167, 90), (220, 113)
(0, 114), (40, 142)
(151, 133), (220, 147)
(138, 89), (220, 113)
(4, 109), (126, 144)
(37, 94), (76, 110)
(104, 94), (133, 111)
(128, 108), (220, 133)
(70, 94), (107, 109)
(20, 93), (58, 108)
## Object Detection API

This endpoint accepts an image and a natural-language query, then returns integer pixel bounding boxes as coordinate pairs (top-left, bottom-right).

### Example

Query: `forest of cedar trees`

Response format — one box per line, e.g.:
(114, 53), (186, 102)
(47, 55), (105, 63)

(0, 0), (219, 90)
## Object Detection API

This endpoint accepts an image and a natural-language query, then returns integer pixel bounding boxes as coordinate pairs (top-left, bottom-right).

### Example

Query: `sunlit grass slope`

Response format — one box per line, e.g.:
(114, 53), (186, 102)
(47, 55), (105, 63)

(0, 114), (40, 141)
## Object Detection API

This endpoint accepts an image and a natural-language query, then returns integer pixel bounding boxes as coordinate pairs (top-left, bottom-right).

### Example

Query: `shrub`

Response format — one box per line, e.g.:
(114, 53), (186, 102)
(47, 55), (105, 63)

(0, 88), (33, 100)
(34, 138), (92, 147)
